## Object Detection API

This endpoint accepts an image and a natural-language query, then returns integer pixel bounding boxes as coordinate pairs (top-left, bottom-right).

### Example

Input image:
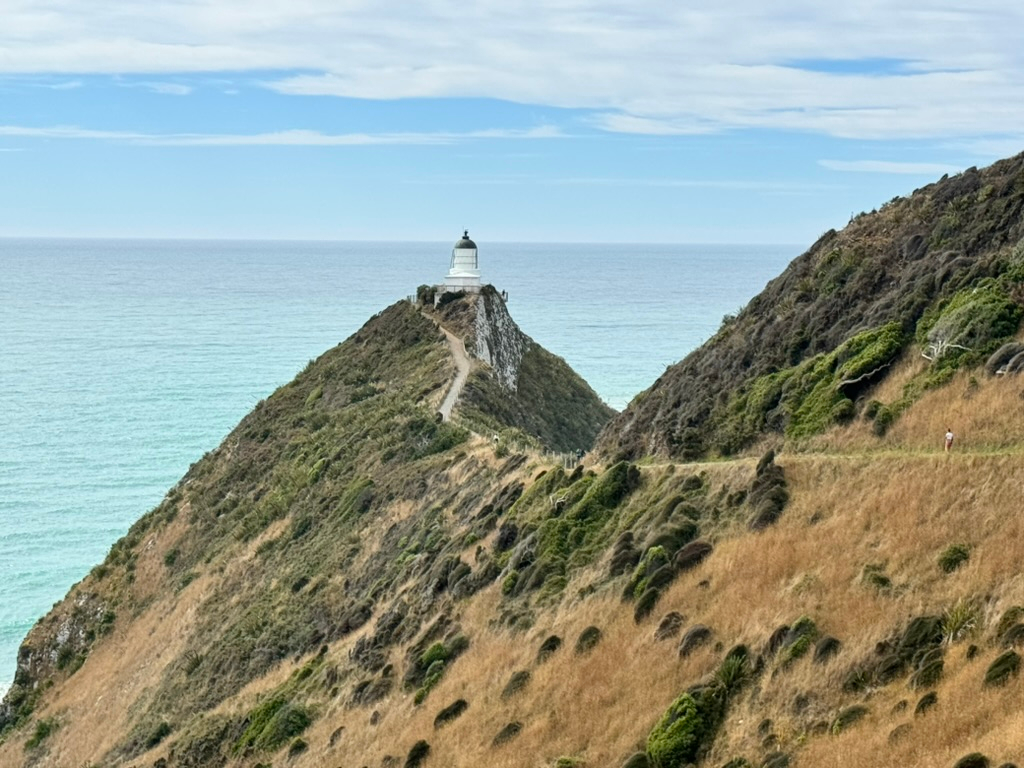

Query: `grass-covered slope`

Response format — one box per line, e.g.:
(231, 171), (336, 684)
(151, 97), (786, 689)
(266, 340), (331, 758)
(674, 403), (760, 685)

(7, 362), (1024, 768)
(598, 153), (1024, 460)
(5, 159), (1024, 768)
(0, 298), (611, 766)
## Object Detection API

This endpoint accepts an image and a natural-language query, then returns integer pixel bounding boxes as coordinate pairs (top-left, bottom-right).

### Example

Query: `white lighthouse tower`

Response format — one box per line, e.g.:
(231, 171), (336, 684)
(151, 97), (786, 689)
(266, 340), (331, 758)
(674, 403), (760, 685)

(442, 230), (482, 294)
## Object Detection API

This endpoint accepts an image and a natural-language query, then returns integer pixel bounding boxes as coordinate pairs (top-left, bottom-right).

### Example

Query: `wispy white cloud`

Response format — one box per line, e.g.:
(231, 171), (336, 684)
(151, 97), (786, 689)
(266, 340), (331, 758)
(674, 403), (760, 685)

(47, 80), (83, 90)
(0, 147), (26, 151)
(141, 82), (193, 95)
(404, 175), (837, 192)
(818, 159), (965, 175)
(0, 124), (563, 146)
(2, 1), (1024, 143)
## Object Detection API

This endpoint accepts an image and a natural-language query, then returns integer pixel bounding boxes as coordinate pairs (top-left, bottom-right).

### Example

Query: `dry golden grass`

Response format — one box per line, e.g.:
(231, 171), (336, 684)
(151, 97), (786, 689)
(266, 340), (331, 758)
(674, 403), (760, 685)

(807, 357), (1024, 455)
(6, 368), (1024, 768)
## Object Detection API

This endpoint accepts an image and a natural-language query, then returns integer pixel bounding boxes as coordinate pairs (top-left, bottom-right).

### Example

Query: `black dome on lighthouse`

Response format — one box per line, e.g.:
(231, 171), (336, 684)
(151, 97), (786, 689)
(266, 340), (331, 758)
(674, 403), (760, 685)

(454, 230), (477, 249)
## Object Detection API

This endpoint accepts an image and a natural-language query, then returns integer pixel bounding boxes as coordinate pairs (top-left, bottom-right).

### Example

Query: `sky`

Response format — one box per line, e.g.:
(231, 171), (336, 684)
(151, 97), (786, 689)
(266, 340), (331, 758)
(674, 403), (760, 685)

(1, 1), (1023, 243)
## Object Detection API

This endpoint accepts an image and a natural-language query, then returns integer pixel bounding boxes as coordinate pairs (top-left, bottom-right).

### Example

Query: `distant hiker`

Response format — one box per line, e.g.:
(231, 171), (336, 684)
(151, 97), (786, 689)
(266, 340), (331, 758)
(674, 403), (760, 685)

(944, 428), (954, 452)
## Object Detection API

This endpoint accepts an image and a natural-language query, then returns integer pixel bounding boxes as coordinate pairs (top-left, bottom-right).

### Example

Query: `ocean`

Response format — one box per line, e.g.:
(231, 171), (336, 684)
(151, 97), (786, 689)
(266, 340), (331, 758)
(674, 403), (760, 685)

(0, 238), (797, 693)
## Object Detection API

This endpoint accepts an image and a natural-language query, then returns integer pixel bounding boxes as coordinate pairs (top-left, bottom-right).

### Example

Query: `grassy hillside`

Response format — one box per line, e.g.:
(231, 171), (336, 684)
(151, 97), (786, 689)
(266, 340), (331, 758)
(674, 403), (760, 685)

(4, 158), (1024, 768)
(5, 359), (1023, 768)
(597, 153), (1024, 461)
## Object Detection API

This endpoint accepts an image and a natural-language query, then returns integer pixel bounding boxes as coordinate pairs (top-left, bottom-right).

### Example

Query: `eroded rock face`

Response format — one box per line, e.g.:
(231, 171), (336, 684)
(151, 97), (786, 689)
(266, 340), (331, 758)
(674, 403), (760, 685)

(472, 289), (529, 392)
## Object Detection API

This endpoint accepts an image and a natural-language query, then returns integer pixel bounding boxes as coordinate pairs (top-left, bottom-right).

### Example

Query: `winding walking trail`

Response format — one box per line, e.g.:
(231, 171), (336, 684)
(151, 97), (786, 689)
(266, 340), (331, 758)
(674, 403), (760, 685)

(438, 327), (471, 422)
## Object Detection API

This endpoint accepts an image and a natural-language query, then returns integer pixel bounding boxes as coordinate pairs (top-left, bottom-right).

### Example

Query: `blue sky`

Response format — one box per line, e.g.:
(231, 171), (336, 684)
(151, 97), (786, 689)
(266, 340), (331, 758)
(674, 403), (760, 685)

(1, 1), (1023, 243)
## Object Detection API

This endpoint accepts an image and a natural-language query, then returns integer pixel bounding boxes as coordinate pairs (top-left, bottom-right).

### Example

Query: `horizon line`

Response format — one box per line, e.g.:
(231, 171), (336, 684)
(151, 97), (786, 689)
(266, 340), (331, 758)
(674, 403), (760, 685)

(0, 234), (803, 247)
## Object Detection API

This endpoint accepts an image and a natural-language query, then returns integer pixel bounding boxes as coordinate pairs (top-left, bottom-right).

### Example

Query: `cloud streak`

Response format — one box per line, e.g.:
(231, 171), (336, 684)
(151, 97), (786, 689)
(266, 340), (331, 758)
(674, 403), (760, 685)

(819, 159), (965, 175)
(0, 124), (563, 146)
(1, 1), (1024, 142)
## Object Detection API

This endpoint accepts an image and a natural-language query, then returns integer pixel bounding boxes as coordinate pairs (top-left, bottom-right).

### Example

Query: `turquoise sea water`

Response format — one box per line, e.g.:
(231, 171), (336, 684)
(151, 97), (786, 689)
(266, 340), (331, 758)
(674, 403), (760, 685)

(0, 238), (796, 693)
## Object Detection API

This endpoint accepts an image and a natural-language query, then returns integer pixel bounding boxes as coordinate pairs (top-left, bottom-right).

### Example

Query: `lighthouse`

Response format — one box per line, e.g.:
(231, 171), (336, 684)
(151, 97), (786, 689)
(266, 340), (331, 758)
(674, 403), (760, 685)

(441, 230), (482, 294)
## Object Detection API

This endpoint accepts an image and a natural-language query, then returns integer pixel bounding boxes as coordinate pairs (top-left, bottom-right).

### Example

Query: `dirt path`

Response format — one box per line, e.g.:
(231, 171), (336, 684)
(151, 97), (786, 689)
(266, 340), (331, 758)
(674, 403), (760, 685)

(438, 328), (471, 422)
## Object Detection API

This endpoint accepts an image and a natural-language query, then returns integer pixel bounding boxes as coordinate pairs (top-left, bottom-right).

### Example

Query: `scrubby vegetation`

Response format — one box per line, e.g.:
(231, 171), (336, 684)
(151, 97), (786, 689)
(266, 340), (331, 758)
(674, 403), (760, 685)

(600, 155), (1024, 460)
(6, 156), (1024, 768)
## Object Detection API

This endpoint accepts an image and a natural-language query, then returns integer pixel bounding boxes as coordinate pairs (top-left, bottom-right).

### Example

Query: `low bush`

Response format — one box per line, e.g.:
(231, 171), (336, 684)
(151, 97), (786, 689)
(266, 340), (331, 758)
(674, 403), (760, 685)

(575, 626), (603, 655)
(492, 722), (523, 747)
(433, 699), (468, 729)
(984, 650), (1021, 687)
(405, 739), (430, 768)
(537, 635), (562, 664)
(938, 544), (971, 573)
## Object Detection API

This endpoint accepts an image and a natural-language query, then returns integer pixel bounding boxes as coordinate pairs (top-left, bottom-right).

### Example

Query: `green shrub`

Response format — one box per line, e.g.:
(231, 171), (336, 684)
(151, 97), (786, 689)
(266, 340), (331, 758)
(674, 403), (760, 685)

(918, 281), (1022, 362)
(646, 688), (724, 768)
(288, 737), (309, 757)
(24, 718), (58, 751)
(628, 546), (670, 600)
(715, 652), (751, 694)
(234, 698), (312, 754)
(420, 642), (449, 669)
(145, 721), (172, 749)
(938, 544), (970, 573)
(414, 662), (447, 705)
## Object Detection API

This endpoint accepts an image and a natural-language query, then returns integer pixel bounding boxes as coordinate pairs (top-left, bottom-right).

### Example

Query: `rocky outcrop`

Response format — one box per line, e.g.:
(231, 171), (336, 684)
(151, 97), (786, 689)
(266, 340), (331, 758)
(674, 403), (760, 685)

(472, 287), (528, 391)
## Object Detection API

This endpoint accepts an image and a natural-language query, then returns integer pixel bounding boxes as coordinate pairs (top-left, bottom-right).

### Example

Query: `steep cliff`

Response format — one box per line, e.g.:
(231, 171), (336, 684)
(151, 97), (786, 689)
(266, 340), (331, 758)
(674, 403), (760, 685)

(431, 286), (615, 453)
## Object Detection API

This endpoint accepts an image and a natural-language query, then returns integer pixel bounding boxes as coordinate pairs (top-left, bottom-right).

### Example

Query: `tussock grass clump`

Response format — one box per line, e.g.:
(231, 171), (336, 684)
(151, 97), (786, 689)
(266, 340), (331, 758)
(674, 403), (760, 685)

(492, 722), (523, 747)
(938, 543), (971, 573)
(952, 753), (991, 768)
(405, 739), (430, 768)
(433, 699), (468, 729)
(634, 588), (663, 623)
(915, 691), (938, 716)
(983, 650), (1020, 687)
(654, 612), (684, 642)
(748, 451), (789, 530)
(993, 606), (1024, 644)
(831, 704), (869, 734)
(812, 636), (842, 665)
(575, 626), (603, 655)
(673, 540), (714, 573)
(679, 625), (713, 658)
(778, 616), (819, 667)
(501, 670), (531, 699)
(942, 598), (981, 644)
(860, 563), (893, 592)
(536, 634), (562, 664)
